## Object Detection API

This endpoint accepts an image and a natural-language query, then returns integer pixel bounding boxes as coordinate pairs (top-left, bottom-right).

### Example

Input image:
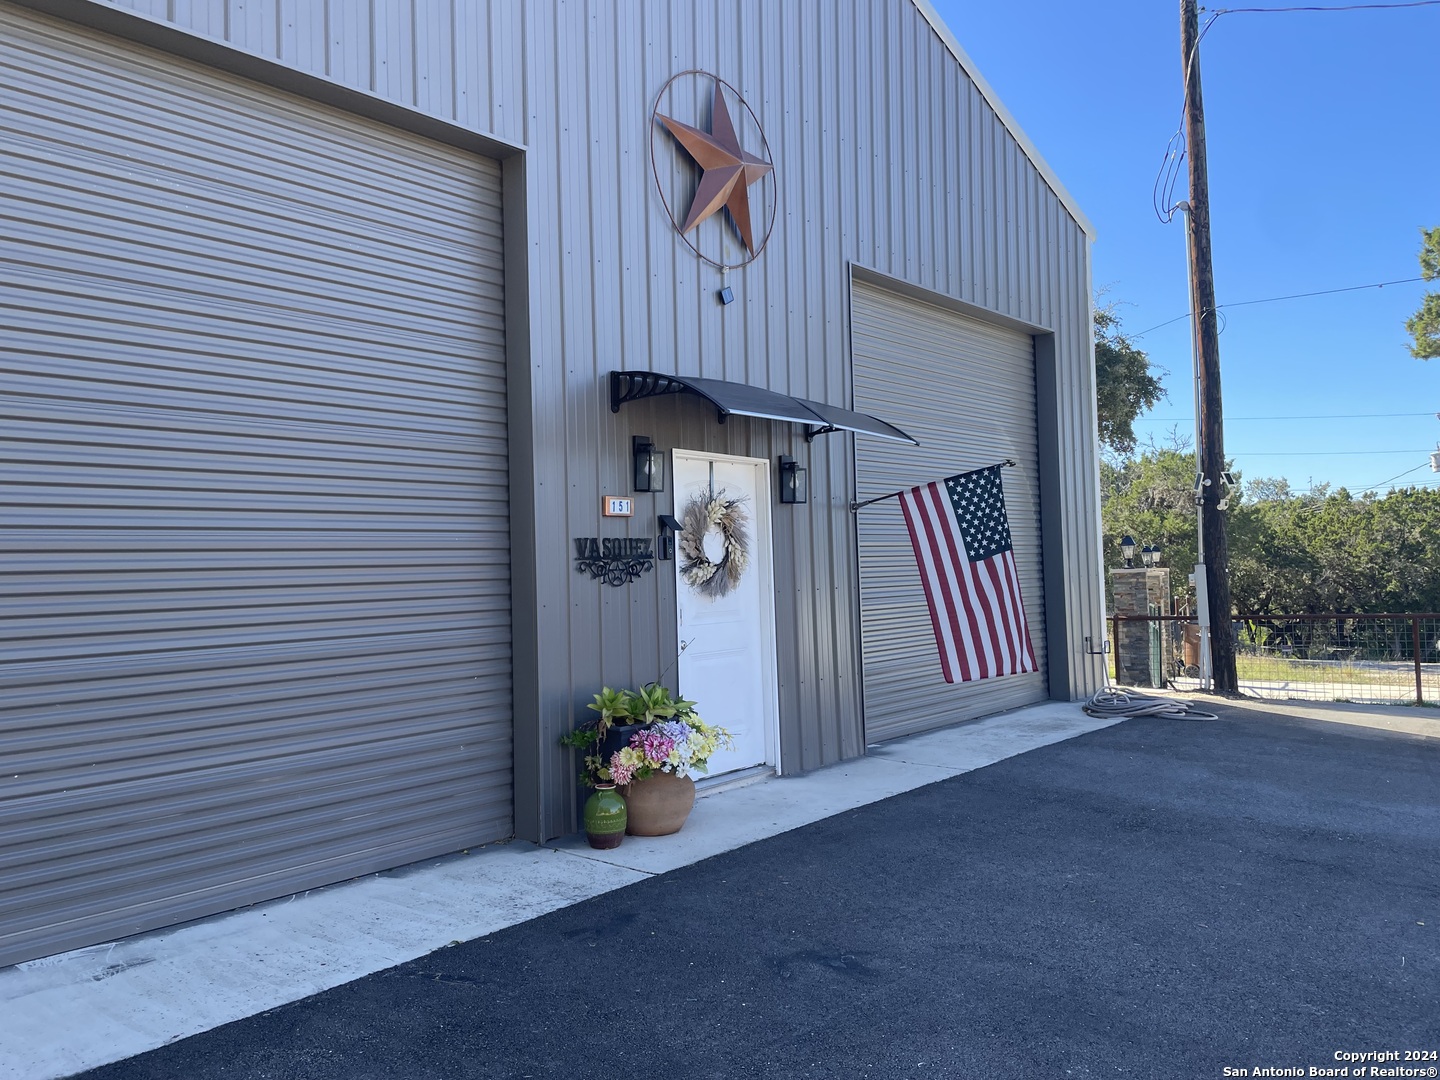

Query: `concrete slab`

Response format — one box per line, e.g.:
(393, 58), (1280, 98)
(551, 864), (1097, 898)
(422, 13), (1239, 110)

(0, 844), (645, 1080)
(57, 697), (1440, 1080)
(555, 703), (1125, 876)
(0, 701), (1110, 1080)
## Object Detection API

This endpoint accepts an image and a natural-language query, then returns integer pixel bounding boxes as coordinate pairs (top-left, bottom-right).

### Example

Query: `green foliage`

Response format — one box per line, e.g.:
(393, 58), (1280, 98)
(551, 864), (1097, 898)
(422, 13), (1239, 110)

(561, 683), (699, 786)
(1094, 305), (1166, 455)
(1105, 451), (1440, 615)
(1406, 226), (1440, 360)
(622, 682), (694, 725)
(1420, 225), (1440, 280)
(585, 687), (632, 727)
(1406, 294), (1440, 360)
(1100, 448), (1204, 600)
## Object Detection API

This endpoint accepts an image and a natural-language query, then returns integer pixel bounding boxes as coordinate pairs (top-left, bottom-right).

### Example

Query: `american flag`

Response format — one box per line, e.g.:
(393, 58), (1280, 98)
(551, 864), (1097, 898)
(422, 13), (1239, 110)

(897, 465), (1037, 684)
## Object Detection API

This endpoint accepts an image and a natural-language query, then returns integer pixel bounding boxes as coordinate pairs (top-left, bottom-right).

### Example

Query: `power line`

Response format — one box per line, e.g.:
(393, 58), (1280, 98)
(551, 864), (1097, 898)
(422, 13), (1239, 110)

(1208, 1), (1440, 12)
(1139, 411), (1434, 421)
(1153, 0), (1438, 221)
(1130, 276), (1425, 338)
(1152, 14), (1222, 223)
(1353, 462), (1431, 492)
(1230, 449), (1431, 455)
(1219, 277), (1426, 310)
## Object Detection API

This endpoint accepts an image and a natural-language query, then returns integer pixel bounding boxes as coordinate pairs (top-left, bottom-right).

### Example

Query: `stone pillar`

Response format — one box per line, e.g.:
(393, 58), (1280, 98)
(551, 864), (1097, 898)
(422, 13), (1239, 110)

(1109, 567), (1173, 688)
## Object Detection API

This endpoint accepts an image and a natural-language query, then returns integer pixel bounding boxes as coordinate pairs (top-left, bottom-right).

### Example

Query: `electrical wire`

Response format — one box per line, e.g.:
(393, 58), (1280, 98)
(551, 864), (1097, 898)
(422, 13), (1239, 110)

(1214, 277), (1426, 311)
(1208, 1), (1440, 12)
(1230, 449), (1431, 455)
(1152, 13), (1223, 223)
(1084, 687), (1219, 721)
(1353, 462), (1431, 491)
(1141, 411), (1434, 420)
(1131, 276), (1425, 338)
(1154, 0), (1437, 221)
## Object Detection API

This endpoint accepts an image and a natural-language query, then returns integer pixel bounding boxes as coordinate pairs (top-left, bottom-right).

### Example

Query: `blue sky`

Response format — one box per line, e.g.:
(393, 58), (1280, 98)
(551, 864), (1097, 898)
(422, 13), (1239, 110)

(929, 0), (1440, 496)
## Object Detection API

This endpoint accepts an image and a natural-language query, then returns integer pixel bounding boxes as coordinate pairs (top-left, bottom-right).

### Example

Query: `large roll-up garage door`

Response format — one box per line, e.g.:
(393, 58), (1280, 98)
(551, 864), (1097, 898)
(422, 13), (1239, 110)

(0, 5), (511, 968)
(852, 281), (1047, 743)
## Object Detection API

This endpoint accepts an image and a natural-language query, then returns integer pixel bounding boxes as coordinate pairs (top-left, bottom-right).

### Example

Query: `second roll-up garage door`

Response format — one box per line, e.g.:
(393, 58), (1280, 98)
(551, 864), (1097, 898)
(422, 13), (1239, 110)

(0, 5), (512, 968)
(852, 280), (1048, 743)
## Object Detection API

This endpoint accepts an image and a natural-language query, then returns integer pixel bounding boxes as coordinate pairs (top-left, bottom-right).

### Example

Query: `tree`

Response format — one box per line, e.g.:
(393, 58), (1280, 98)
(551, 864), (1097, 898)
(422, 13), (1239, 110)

(1100, 447), (1204, 607)
(1405, 226), (1440, 360)
(1094, 304), (1165, 456)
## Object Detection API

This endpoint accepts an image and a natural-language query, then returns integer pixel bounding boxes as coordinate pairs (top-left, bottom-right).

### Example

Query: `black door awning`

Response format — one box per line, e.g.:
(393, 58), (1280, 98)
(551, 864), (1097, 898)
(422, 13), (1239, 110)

(609, 370), (918, 445)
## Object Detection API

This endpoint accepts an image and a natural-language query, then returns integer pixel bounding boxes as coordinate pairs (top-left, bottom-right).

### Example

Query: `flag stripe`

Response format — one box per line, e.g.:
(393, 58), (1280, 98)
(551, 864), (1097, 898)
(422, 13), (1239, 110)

(942, 477), (1002, 678)
(914, 482), (971, 681)
(919, 480), (984, 679)
(994, 551), (1024, 673)
(974, 552), (1009, 672)
(1000, 549), (1038, 670)
(898, 490), (957, 683)
(927, 479), (987, 679)
(975, 555), (1009, 672)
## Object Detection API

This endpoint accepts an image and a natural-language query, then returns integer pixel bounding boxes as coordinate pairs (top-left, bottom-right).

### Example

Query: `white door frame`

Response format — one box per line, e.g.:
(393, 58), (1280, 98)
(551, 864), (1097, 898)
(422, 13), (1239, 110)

(671, 449), (783, 776)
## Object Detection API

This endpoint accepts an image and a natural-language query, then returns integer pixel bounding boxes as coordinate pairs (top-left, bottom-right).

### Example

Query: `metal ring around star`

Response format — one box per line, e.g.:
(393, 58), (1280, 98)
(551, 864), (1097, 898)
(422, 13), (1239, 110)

(649, 70), (777, 270)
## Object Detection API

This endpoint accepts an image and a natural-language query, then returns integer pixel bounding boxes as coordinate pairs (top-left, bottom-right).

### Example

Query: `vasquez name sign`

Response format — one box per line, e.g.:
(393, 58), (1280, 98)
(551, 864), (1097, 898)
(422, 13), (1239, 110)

(574, 537), (656, 586)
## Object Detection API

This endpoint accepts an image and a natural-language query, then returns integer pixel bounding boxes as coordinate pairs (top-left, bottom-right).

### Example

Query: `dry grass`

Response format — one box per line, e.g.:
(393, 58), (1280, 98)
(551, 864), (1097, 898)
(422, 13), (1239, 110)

(1235, 654), (1416, 686)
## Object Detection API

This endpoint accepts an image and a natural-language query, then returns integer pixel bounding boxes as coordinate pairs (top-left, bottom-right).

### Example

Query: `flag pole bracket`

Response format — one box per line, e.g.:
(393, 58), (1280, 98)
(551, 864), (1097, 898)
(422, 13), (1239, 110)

(849, 459), (1017, 513)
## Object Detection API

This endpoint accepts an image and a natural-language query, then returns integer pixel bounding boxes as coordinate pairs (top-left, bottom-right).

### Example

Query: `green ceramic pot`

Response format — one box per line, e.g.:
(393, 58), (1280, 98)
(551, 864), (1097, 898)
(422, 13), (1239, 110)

(583, 783), (627, 849)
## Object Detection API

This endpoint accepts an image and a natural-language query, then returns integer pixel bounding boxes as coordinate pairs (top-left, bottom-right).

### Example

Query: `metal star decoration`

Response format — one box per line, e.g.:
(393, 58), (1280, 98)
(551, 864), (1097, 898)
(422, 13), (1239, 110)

(656, 80), (773, 256)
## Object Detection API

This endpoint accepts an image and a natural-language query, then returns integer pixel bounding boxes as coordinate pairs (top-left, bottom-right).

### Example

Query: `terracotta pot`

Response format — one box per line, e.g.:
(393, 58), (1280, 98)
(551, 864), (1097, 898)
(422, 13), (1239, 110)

(621, 771), (696, 836)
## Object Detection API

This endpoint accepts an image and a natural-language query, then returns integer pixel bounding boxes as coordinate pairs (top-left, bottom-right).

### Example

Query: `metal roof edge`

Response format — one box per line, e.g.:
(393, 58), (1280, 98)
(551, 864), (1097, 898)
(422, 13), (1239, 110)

(909, 0), (1096, 242)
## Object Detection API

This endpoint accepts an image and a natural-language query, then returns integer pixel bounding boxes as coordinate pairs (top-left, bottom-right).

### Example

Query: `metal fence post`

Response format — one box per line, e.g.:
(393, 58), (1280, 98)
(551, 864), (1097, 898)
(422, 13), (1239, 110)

(1414, 616), (1424, 705)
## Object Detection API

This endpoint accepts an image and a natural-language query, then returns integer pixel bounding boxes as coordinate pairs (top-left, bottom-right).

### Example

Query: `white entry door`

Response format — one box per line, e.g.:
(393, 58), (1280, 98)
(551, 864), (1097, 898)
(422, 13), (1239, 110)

(672, 452), (780, 777)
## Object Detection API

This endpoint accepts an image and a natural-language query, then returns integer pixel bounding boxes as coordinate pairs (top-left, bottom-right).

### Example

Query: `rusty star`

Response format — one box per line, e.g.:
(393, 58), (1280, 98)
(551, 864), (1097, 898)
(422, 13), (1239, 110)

(656, 80), (773, 256)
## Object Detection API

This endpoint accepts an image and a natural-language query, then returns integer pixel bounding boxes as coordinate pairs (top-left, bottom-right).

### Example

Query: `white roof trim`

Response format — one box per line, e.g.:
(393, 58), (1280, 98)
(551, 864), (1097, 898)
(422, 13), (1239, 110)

(910, 0), (1096, 241)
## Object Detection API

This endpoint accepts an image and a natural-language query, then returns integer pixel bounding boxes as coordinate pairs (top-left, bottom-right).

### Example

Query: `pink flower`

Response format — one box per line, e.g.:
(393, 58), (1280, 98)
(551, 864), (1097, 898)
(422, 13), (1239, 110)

(609, 758), (636, 786)
(636, 730), (676, 764)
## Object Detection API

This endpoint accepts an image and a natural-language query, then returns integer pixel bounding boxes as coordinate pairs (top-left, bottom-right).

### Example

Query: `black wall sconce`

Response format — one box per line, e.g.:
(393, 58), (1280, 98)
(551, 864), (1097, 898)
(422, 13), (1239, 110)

(633, 435), (665, 493)
(778, 455), (808, 504)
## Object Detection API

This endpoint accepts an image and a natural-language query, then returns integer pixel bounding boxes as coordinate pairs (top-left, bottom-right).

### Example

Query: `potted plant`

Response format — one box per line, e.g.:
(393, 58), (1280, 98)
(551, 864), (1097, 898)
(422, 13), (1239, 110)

(560, 687), (637, 787)
(560, 688), (637, 849)
(561, 684), (734, 837)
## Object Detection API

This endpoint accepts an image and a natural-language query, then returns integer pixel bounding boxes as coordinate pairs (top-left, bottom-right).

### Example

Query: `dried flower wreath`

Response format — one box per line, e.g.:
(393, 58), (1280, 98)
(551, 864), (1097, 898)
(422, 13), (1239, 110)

(678, 490), (750, 598)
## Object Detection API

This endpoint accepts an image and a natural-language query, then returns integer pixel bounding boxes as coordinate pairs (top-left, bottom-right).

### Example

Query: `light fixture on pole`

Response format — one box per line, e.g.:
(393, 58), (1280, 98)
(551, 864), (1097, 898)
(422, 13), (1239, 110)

(632, 435), (665, 493)
(1120, 535), (1136, 569)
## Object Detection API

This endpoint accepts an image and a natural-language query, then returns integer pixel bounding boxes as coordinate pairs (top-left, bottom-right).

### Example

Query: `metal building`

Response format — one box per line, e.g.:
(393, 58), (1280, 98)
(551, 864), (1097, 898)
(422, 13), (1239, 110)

(0, 0), (1104, 969)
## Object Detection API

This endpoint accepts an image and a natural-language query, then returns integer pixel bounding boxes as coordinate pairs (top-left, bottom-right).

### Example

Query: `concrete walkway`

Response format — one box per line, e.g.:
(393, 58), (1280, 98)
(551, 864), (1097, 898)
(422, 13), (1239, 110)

(2, 701), (1119, 1080)
(44, 694), (1440, 1080)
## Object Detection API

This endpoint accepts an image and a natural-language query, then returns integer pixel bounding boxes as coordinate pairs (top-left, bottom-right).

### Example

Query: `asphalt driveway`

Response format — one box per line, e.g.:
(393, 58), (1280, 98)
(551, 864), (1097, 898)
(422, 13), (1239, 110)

(76, 702), (1439, 1079)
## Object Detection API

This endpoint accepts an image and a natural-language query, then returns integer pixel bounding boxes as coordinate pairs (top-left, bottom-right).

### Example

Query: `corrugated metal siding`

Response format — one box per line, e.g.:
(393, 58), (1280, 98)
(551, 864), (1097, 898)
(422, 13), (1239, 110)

(852, 282), (1048, 741)
(29, 0), (1104, 841)
(0, 5), (511, 967)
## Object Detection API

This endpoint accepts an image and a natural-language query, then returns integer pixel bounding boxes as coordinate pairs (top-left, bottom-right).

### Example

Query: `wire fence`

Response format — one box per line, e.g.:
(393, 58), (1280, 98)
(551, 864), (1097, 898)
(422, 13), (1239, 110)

(1110, 613), (1440, 706)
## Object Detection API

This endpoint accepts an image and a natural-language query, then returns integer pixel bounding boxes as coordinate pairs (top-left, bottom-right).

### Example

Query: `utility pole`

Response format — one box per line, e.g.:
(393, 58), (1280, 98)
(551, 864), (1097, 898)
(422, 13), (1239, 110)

(1181, 0), (1237, 692)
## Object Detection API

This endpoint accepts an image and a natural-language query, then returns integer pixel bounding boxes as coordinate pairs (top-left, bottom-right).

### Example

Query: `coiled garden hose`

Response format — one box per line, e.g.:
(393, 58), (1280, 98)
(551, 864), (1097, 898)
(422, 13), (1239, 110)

(1083, 687), (1220, 721)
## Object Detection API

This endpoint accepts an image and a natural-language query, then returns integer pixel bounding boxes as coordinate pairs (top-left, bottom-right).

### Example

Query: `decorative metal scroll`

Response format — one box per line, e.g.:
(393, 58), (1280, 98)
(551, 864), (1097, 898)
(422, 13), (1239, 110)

(574, 537), (655, 587)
